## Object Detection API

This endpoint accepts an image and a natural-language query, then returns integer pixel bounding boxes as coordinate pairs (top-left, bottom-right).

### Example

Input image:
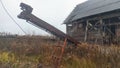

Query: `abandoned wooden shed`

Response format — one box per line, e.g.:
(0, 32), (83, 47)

(64, 0), (120, 44)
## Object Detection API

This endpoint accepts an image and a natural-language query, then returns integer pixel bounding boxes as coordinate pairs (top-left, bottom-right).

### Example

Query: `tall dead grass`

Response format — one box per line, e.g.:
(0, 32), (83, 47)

(0, 35), (120, 68)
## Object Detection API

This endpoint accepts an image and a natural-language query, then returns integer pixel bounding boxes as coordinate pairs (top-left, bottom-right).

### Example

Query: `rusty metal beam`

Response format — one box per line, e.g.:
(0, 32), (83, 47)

(18, 3), (79, 45)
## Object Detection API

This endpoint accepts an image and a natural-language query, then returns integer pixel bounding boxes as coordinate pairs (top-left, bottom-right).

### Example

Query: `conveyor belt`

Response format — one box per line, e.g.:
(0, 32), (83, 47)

(18, 3), (79, 45)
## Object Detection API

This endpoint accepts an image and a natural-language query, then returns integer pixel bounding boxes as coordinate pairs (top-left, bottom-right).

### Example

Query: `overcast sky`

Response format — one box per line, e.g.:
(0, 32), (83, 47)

(0, 0), (87, 35)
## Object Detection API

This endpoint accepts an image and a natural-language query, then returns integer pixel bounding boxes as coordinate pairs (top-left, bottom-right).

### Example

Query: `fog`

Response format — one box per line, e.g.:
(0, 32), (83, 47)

(0, 0), (87, 35)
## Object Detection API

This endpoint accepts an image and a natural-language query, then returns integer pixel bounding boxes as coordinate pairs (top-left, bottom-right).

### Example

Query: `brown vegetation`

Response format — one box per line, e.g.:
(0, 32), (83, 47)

(0, 35), (120, 68)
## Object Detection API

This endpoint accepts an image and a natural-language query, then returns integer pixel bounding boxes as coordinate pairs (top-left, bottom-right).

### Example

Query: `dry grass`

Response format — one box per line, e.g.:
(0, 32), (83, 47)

(62, 43), (120, 68)
(0, 35), (120, 68)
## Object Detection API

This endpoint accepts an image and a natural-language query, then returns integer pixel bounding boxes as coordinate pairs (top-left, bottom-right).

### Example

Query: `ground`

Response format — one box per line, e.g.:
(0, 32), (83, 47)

(0, 35), (120, 68)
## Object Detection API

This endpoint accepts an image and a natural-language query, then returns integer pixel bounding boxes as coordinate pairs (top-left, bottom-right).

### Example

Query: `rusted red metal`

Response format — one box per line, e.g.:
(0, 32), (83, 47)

(51, 38), (67, 68)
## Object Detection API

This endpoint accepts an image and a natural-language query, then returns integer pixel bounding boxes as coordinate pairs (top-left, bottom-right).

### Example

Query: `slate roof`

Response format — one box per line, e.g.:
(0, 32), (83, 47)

(64, 0), (120, 24)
